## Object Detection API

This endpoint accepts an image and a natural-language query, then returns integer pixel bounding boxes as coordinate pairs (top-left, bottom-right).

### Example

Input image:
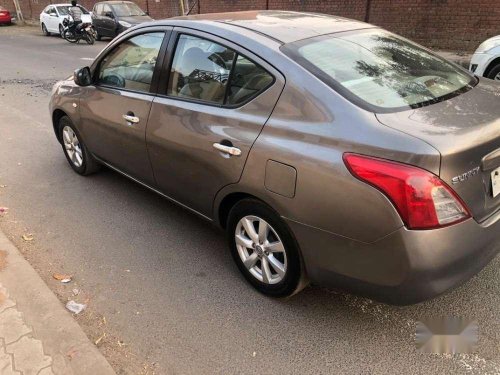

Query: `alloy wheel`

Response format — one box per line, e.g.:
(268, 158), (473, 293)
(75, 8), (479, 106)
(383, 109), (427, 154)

(235, 216), (287, 284)
(62, 126), (83, 168)
(495, 72), (500, 81)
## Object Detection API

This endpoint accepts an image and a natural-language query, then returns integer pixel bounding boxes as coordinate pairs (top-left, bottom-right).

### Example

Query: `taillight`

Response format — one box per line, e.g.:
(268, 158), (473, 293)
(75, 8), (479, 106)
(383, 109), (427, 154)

(343, 153), (470, 230)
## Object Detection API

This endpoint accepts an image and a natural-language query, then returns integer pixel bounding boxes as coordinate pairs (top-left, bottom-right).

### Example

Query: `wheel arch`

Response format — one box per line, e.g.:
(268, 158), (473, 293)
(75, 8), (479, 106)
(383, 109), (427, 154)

(484, 57), (500, 77)
(217, 192), (262, 229)
(52, 109), (68, 143)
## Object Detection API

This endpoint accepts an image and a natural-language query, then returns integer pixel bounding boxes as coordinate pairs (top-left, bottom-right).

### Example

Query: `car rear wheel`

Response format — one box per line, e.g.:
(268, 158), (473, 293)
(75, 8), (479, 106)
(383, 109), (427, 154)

(59, 24), (64, 38)
(58, 116), (100, 175)
(227, 199), (307, 297)
(41, 23), (50, 36)
(486, 63), (500, 81)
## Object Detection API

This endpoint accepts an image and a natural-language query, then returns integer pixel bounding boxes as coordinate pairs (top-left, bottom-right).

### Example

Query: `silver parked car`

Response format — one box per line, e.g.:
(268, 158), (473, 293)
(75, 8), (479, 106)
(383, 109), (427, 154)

(50, 11), (500, 304)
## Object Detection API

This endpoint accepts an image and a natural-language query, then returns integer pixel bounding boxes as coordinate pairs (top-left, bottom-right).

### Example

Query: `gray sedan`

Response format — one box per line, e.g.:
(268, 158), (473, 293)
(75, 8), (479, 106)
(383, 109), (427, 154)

(49, 11), (500, 304)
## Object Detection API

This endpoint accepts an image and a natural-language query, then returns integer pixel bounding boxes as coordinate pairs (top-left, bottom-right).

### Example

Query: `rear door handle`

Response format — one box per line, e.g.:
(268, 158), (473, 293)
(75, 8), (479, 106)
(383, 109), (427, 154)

(213, 143), (241, 156)
(123, 114), (139, 124)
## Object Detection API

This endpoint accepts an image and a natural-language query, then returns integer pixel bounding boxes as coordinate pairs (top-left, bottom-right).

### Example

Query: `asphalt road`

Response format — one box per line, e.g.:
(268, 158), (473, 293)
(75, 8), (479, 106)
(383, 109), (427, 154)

(0, 26), (499, 375)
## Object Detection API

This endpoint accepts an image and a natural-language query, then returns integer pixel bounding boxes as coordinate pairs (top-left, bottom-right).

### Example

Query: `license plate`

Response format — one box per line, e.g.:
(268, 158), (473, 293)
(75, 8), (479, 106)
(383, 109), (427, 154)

(492, 167), (500, 198)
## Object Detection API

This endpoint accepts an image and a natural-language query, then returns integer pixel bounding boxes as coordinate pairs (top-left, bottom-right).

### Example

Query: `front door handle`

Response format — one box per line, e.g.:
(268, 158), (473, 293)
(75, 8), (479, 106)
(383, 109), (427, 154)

(213, 143), (241, 157)
(123, 113), (139, 124)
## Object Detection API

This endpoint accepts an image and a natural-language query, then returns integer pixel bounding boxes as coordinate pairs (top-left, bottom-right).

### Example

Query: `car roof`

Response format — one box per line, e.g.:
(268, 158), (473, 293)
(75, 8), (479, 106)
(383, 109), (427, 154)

(52, 3), (87, 7)
(172, 10), (373, 44)
(95, 1), (135, 4)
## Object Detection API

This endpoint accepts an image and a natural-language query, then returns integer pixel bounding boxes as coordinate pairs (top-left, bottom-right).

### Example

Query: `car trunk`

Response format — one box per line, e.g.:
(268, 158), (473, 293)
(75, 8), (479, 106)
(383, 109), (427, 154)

(376, 79), (500, 222)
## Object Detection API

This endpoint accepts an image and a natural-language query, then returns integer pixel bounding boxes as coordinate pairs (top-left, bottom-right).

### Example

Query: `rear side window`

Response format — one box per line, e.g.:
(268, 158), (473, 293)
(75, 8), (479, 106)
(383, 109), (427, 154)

(227, 55), (273, 105)
(97, 32), (164, 93)
(167, 34), (273, 106)
(168, 34), (235, 104)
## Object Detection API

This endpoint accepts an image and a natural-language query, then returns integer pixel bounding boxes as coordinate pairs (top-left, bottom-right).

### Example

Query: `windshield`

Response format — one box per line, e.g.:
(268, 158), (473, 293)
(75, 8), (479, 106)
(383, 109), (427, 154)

(57, 5), (89, 15)
(111, 3), (145, 17)
(281, 29), (476, 112)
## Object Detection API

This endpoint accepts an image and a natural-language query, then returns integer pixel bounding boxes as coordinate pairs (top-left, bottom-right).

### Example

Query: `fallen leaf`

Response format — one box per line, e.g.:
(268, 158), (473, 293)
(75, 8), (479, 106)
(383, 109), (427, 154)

(72, 288), (79, 296)
(94, 333), (106, 346)
(0, 185), (7, 188)
(117, 340), (126, 347)
(67, 348), (78, 360)
(22, 234), (33, 242)
(53, 273), (72, 281)
(0, 207), (8, 214)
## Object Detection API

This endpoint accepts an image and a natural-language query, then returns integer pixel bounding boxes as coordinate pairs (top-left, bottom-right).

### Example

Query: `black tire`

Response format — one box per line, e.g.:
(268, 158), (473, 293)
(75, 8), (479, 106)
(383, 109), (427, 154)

(227, 199), (307, 297)
(63, 30), (77, 43)
(84, 32), (95, 45)
(486, 63), (500, 81)
(59, 24), (64, 38)
(95, 29), (102, 41)
(58, 116), (100, 175)
(41, 23), (50, 36)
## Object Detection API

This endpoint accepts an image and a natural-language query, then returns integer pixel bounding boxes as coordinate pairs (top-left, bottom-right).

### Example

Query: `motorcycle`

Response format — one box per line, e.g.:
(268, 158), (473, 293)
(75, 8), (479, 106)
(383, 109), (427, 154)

(62, 17), (96, 45)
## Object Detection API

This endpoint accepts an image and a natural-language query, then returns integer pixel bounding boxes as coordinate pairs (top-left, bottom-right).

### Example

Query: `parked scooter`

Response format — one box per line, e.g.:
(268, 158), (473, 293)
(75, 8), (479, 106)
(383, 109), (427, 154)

(62, 17), (96, 45)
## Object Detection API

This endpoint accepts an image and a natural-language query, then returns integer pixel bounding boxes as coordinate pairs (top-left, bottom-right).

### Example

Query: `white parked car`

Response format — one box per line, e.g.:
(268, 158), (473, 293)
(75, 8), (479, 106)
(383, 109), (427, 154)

(470, 35), (500, 81)
(40, 3), (92, 37)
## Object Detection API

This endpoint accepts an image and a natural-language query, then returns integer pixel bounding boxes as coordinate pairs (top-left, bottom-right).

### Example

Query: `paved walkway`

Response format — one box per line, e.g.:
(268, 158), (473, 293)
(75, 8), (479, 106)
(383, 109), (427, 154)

(0, 230), (115, 375)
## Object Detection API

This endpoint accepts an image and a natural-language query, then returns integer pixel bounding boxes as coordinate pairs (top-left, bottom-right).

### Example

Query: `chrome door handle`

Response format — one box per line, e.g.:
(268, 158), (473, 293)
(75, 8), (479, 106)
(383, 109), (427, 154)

(123, 114), (140, 124)
(213, 143), (241, 156)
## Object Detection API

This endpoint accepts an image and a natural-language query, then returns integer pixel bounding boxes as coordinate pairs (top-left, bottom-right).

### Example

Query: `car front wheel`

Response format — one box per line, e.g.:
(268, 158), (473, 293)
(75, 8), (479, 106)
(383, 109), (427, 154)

(227, 199), (307, 297)
(41, 23), (50, 36)
(486, 63), (500, 81)
(58, 116), (100, 175)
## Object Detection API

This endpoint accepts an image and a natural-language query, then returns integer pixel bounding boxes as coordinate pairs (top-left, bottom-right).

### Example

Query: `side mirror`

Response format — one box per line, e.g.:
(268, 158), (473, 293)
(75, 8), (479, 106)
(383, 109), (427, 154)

(74, 67), (92, 86)
(104, 11), (114, 19)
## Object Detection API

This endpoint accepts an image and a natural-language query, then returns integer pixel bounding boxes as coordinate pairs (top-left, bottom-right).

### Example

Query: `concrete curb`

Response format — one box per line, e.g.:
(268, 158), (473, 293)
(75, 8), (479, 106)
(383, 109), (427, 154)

(0, 229), (115, 375)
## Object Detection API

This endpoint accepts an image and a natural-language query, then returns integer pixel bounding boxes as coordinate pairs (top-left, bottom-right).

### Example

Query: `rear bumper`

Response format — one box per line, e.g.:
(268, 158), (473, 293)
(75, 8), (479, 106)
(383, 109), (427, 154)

(287, 212), (500, 305)
(0, 16), (11, 24)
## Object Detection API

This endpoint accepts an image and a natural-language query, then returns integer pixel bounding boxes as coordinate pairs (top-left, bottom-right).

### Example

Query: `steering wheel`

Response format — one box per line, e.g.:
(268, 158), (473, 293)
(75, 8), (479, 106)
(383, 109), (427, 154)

(210, 53), (227, 70)
(102, 74), (125, 88)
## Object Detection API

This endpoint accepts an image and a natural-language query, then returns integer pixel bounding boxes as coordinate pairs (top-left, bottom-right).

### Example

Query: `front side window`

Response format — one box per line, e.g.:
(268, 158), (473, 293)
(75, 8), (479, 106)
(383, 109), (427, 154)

(167, 34), (274, 106)
(281, 29), (476, 112)
(168, 34), (236, 104)
(102, 4), (112, 16)
(97, 32), (164, 93)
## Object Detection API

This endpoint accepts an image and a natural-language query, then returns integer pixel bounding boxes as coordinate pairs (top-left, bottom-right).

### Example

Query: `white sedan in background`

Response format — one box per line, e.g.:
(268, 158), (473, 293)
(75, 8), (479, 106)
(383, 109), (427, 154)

(470, 35), (500, 80)
(40, 3), (92, 37)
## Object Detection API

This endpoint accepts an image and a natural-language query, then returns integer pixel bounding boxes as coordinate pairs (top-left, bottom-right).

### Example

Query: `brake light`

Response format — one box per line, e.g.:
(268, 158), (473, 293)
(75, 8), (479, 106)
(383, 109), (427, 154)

(343, 153), (470, 230)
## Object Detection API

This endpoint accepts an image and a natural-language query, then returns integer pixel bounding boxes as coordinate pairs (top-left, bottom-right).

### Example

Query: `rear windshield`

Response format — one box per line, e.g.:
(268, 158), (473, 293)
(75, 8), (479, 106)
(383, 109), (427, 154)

(281, 29), (476, 112)
(111, 3), (146, 17)
(57, 5), (89, 15)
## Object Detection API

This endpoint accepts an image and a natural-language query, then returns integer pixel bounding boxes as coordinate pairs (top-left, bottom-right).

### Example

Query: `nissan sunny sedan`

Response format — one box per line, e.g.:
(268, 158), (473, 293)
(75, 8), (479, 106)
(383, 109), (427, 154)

(49, 11), (500, 305)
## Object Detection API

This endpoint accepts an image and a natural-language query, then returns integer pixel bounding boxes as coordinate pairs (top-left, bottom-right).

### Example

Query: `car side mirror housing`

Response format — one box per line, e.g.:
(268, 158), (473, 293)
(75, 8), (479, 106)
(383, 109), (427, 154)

(104, 11), (114, 19)
(74, 67), (92, 86)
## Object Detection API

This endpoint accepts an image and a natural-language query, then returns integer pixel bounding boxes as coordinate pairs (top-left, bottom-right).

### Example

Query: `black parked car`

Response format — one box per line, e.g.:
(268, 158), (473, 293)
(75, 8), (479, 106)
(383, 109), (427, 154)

(91, 1), (152, 40)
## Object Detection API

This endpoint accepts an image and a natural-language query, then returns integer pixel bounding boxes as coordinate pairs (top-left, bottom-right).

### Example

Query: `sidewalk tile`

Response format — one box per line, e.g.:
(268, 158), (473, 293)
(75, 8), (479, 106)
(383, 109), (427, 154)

(6, 336), (52, 375)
